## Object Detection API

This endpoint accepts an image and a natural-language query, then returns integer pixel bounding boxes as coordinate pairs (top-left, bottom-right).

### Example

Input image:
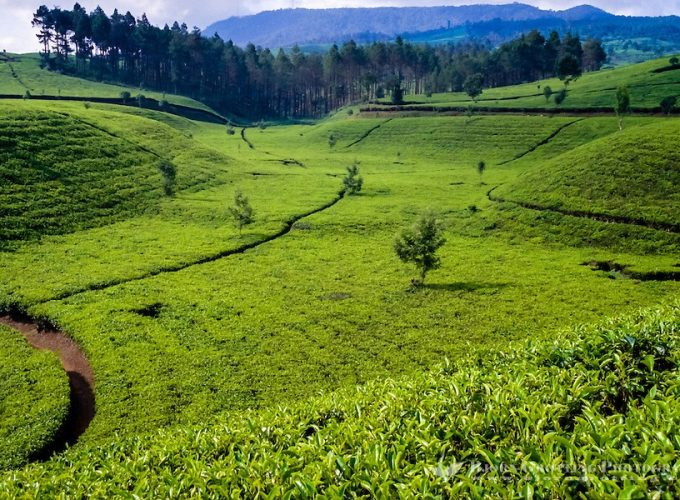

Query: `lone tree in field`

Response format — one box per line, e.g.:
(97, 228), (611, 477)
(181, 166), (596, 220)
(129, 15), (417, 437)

(615, 85), (631, 130)
(543, 85), (553, 102)
(343, 163), (363, 195)
(477, 160), (486, 184)
(158, 160), (176, 196)
(229, 190), (254, 235)
(670, 56), (679, 66)
(660, 96), (677, 116)
(328, 132), (337, 149)
(463, 73), (484, 102)
(394, 211), (446, 285)
(554, 88), (567, 106)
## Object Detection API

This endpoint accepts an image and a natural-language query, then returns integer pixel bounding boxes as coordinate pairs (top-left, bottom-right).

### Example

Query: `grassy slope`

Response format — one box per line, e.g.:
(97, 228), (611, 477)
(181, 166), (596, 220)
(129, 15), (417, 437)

(0, 105), (167, 244)
(0, 325), (69, 469)
(0, 53), (211, 111)
(382, 56), (680, 110)
(3, 305), (679, 496)
(0, 111), (674, 444)
(496, 120), (680, 227)
(0, 63), (678, 489)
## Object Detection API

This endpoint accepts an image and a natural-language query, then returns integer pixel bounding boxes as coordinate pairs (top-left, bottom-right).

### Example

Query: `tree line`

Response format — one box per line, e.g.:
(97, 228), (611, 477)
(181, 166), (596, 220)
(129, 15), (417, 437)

(32, 4), (607, 118)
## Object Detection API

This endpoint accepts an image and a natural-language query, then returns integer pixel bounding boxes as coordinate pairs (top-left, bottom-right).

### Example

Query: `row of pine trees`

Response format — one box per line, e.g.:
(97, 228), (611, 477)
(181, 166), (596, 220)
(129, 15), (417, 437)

(31, 4), (607, 118)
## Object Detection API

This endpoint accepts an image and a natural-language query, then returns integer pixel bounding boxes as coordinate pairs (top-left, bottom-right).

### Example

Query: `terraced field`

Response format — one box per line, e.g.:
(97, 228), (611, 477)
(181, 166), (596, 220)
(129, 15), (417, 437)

(1, 57), (679, 495)
(375, 55), (680, 111)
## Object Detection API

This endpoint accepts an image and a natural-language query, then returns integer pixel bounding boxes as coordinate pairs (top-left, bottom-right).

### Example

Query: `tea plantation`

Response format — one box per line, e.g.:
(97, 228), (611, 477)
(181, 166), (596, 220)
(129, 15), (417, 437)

(0, 54), (679, 495)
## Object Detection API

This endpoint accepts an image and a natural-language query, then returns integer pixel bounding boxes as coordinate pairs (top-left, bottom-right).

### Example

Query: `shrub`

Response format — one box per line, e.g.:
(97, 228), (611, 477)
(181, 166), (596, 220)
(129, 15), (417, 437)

(543, 85), (553, 102)
(394, 211), (446, 285)
(342, 163), (363, 195)
(660, 96), (677, 115)
(228, 190), (254, 235)
(554, 88), (567, 105)
(158, 160), (177, 196)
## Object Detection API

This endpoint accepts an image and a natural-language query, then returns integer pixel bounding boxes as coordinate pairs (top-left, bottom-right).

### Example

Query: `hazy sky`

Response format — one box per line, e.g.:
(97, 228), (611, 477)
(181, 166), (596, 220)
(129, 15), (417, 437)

(2, 0), (679, 53)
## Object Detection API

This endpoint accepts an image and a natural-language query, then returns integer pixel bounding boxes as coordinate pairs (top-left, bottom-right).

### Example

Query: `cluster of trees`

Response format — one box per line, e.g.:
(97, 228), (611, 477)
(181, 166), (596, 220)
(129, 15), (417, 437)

(32, 4), (606, 118)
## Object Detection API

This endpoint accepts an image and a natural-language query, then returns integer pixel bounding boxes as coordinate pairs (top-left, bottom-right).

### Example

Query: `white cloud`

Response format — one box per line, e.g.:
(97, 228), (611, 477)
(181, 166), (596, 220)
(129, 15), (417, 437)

(1, 0), (678, 53)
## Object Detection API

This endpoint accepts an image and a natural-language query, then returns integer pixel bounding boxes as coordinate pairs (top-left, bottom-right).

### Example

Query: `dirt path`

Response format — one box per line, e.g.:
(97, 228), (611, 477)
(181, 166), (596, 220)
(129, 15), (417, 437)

(0, 314), (95, 456)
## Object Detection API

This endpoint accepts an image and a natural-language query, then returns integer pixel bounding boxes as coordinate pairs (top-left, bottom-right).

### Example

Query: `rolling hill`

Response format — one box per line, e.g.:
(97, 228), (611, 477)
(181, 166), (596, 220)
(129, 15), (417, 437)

(0, 47), (679, 495)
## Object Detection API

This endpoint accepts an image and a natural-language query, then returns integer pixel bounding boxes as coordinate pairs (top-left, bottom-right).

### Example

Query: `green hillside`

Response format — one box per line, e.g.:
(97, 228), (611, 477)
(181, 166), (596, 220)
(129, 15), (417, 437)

(3, 305), (679, 496)
(0, 102), (226, 248)
(0, 54), (679, 493)
(377, 56), (680, 111)
(0, 53), (211, 112)
(0, 324), (69, 469)
(495, 120), (680, 229)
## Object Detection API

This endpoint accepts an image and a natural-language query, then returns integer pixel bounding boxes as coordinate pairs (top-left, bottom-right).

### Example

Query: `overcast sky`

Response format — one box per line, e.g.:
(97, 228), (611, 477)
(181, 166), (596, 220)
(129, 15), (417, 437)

(2, 0), (679, 53)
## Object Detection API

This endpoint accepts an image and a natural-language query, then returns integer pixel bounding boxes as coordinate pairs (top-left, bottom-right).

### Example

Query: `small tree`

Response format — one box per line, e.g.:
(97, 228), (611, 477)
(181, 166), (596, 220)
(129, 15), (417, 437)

(328, 132), (337, 149)
(615, 85), (631, 130)
(120, 91), (131, 103)
(660, 96), (677, 116)
(543, 85), (553, 102)
(158, 160), (176, 196)
(554, 88), (567, 106)
(463, 73), (484, 102)
(229, 190), (254, 235)
(670, 56), (679, 66)
(394, 211), (446, 285)
(477, 160), (486, 184)
(343, 163), (363, 195)
(556, 55), (582, 83)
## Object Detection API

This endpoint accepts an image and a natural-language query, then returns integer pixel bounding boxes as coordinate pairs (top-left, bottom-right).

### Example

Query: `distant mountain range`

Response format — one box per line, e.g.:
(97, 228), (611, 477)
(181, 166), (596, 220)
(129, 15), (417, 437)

(204, 4), (613, 47)
(204, 4), (680, 57)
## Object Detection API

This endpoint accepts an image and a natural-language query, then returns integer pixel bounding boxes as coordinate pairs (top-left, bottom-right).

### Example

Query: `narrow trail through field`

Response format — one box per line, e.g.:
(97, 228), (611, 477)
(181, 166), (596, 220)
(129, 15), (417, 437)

(344, 118), (393, 148)
(487, 186), (680, 234)
(42, 190), (346, 304)
(497, 119), (584, 165)
(241, 127), (305, 166)
(0, 314), (95, 458)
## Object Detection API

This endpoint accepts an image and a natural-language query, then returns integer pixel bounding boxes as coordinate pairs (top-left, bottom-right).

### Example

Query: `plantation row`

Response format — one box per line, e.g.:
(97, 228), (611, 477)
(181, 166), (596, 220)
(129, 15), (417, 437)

(0, 324), (68, 469)
(2, 305), (678, 496)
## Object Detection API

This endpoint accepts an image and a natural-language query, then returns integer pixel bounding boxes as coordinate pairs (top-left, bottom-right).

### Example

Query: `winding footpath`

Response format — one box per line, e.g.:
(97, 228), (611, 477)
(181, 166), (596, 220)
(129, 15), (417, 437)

(0, 314), (95, 456)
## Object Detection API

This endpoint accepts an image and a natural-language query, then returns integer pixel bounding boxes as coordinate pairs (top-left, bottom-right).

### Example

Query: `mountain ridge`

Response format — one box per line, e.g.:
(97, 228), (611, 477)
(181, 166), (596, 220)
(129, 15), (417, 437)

(204, 3), (614, 47)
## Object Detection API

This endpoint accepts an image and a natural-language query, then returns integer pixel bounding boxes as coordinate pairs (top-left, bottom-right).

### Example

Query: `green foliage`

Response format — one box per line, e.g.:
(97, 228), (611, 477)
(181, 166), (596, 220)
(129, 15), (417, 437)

(670, 56), (679, 65)
(463, 73), (484, 101)
(3, 306), (679, 496)
(496, 120), (680, 229)
(615, 85), (631, 129)
(328, 132), (337, 149)
(158, 160), (177, 196)
(543, 85), (553, 102)
(0, 325), (69, 469)
(228, 189), (255, 234)
(477, 160), (486, 182)
(342, 163), (363, 195)
(557, 54), (582, 81)
(554, 88), (567, 105)
(660, 95), (677, 115)
(0, 107), (162, 243)
(394, 211), (447, 284)
(119, 90), (131, 101)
